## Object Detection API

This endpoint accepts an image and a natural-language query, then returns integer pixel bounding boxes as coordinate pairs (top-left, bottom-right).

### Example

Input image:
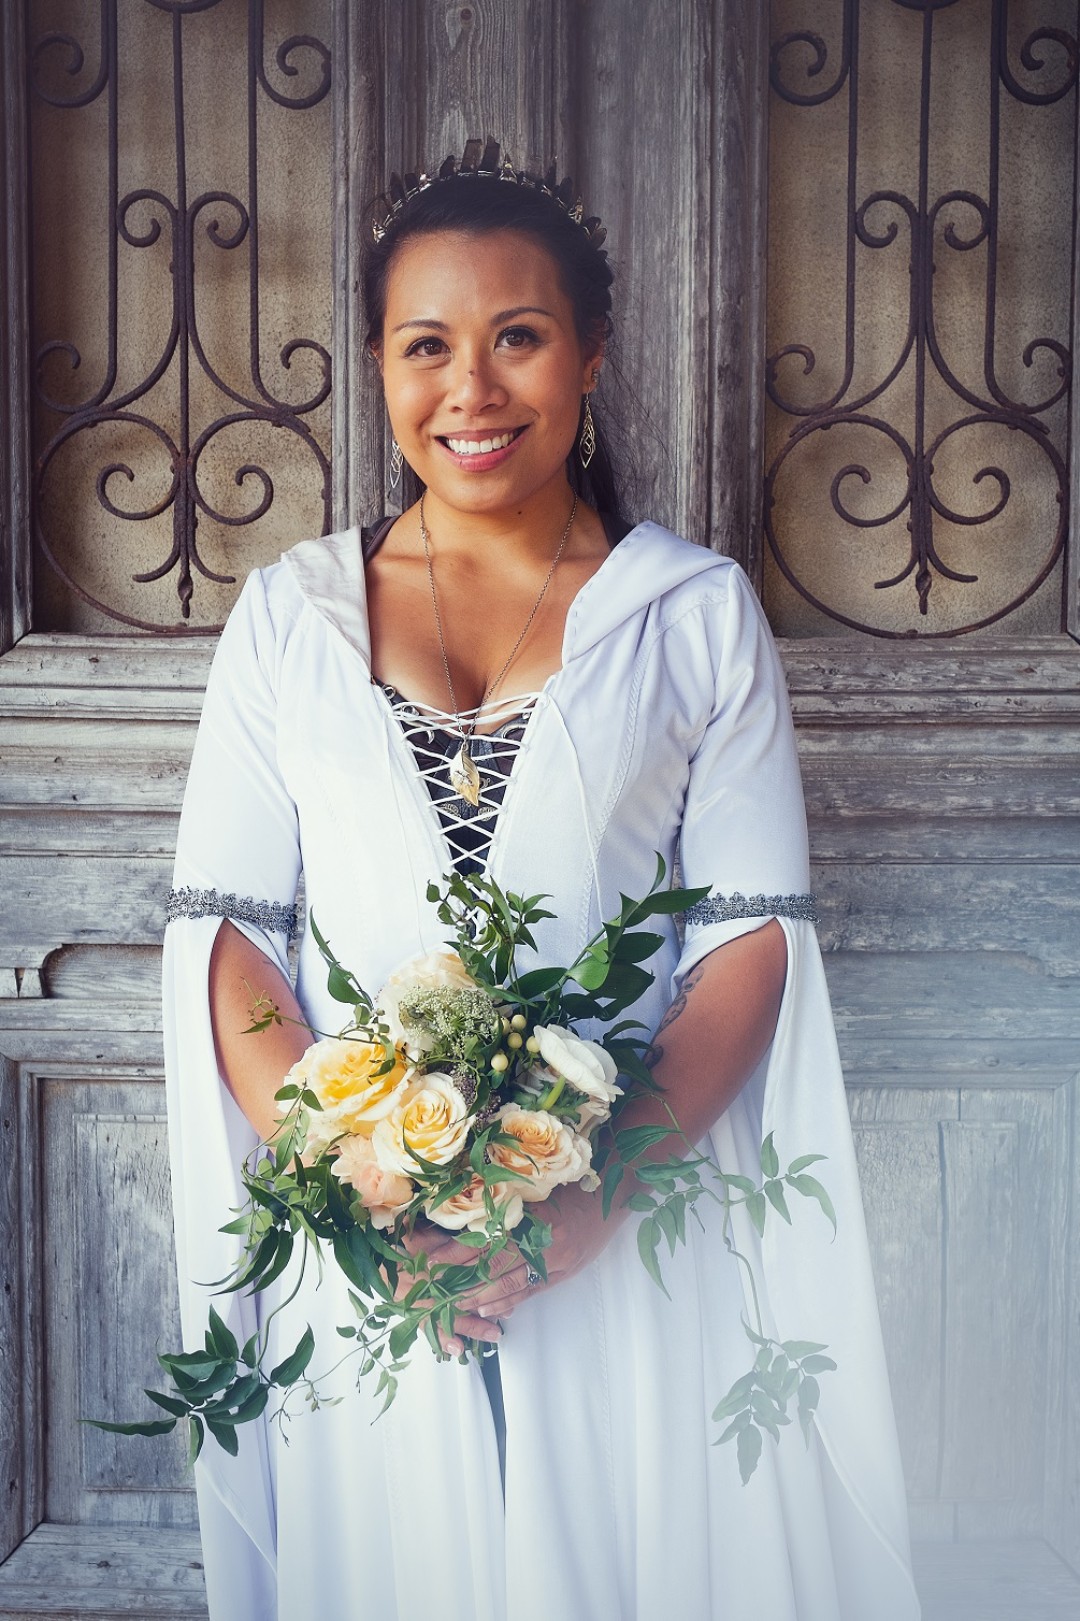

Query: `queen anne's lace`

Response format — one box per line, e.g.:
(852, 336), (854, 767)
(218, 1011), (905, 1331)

(684, 891), (818, 926)
(166, 886), (300, 937)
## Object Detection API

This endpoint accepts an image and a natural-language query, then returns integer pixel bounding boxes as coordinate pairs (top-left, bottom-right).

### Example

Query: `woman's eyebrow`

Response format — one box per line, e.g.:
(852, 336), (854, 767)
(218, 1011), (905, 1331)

(391, 305), (555, 335)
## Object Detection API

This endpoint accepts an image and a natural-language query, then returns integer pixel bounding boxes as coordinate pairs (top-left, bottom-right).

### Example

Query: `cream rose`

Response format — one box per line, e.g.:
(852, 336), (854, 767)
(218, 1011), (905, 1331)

(532, 1024), (621, 1128)
(331, 1135), (415, 1230)
(375, 949), (478, 1053)
(488, 1104), (593, 1201)
(371, 1072), (472, 1178)
(425, 1173), (525, 1234)
(285, 1037), (414, 1156)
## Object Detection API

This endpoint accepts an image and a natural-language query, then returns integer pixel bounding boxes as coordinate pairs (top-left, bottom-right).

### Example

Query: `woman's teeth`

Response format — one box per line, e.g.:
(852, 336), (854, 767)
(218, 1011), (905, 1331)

(444, 429), (520, 456)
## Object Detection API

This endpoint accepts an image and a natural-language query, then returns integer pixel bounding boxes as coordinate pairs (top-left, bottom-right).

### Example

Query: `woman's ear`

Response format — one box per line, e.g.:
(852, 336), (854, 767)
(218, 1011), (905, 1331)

(368, 339), (384, 376)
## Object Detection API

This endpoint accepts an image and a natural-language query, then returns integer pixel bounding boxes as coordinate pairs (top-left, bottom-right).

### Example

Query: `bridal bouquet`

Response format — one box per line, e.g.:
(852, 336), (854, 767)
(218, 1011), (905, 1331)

(91, 860), (836, 1485)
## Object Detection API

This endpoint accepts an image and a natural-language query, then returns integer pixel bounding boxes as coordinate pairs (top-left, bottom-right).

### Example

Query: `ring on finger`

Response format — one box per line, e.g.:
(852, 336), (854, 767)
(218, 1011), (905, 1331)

(525, 1265), (542, 1288)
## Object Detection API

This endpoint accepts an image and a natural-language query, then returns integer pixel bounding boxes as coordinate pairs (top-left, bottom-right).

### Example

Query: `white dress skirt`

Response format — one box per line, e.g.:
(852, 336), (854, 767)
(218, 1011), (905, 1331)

(163, 520), (922, 1620)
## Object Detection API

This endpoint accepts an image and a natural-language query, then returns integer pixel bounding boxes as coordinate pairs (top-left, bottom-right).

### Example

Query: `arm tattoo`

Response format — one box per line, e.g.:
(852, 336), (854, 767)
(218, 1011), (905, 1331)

(645, 962), (706, 1071)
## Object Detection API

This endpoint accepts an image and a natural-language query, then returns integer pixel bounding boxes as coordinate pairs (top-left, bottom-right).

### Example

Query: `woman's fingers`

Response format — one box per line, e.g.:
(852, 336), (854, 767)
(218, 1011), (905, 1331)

(470, 1263), (540, 1318)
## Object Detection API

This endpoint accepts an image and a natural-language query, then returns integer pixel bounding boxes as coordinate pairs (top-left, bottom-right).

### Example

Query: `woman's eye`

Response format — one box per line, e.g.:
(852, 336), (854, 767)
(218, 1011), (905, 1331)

(405, 336), (446, 358)
(498, 326), (539, 349)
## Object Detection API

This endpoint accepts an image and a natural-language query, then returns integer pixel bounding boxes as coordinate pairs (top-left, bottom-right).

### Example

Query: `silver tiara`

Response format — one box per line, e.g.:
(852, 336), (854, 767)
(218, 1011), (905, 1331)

(371, 137), (607, 250)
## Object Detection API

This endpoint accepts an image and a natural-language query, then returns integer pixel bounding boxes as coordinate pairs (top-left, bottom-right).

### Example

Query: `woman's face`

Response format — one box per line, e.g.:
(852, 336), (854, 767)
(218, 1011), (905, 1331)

(375, 228), (600, 517)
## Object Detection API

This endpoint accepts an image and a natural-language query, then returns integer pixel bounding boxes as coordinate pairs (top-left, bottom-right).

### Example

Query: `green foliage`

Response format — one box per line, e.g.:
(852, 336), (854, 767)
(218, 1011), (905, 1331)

(91, 858), (838, 1490)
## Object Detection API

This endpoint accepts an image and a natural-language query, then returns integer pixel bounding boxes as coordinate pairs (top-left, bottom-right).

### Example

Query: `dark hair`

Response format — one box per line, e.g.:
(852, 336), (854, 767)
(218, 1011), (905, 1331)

(361, 167), (628, 520)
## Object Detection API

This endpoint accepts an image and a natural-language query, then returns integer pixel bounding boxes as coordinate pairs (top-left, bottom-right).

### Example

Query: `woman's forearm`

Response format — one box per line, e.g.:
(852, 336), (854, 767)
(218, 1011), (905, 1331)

(614, 918), (789, 1181)
(208, 919), (313, 1142)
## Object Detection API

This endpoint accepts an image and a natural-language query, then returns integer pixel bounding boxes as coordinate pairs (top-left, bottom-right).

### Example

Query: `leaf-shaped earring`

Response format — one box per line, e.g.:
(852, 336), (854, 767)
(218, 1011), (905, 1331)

(578, 395), (596, 470)
(388, 438), (403, 492)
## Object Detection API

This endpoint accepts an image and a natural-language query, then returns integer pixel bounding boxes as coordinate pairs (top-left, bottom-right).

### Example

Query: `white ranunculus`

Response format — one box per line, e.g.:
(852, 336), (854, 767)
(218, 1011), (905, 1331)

(425, 1173), (525, 1234)
(371, 1072), (472, 1178)
(375, 949), (478, 1053)
(533, 1025), (621, 1111)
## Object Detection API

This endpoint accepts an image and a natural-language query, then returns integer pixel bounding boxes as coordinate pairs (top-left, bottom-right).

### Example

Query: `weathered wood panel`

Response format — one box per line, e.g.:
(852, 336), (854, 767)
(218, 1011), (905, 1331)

(0, 1524), (207, 1619)
(0, 0), (31, 658)
(571, 0), (715, 540)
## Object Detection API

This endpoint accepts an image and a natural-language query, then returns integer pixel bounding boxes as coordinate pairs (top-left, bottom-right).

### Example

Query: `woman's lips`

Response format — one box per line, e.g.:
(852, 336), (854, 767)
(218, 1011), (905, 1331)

(436, 425), (529, 471)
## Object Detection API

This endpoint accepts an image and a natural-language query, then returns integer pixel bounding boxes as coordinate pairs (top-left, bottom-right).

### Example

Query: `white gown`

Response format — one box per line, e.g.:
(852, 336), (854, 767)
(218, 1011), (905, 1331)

(163, 520), (921, 1620)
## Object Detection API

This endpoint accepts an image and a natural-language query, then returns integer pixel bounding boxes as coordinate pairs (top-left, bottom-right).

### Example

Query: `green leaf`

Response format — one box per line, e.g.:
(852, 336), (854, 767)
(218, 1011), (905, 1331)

(717, 1410), (751, 1443)
(763, 1179), (792, 1224)
(654, 1200), (679, 1255)
(799, 1354), (837, 1375)
(746, 1191), (767, 1237)
(636, 1217), (671, 1298)
(601, 1161), (626, 1221)
(205, 1416), (239, 1456)
(759, 1132), (780, 1179)
(786, 1153), (828, 1175)
(269, 1324), (315, 1387)
(144, 1388), (190, 1418)
(82, 1417), (177, 1438)
(188, 1415), (204, 1465)
(208, 1306), (238, 1362)
(614, 1124), (675, 1160)
(712, 1372), (756, 1421)
(787, 1173), (837, 1236)
(781, 1339), (828, 1359)
(720, 1173), (757, 1195)
(388, 1318), (420, 1361)
(736, 1423), (763, 1484)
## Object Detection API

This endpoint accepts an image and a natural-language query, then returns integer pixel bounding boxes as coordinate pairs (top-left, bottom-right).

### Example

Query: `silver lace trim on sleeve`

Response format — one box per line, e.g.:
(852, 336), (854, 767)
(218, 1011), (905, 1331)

(166, 886), (300, 938)
(683, 891), (818, 926)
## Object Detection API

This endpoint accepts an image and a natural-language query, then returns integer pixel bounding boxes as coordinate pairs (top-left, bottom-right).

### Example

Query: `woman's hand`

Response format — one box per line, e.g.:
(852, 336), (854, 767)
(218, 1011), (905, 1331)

(461, 1178), (630, 1326)
(396, 1218), (515, 1357)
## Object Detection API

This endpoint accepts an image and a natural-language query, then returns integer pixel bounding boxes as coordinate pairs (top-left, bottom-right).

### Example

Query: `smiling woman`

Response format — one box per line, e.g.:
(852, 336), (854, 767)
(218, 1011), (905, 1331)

(163, 139), (921, 1620)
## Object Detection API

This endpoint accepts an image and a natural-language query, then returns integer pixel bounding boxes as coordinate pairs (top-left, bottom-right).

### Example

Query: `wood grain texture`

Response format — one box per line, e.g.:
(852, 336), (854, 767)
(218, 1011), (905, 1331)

(913, 1537), (1080, 1620)
(0, 1524), (206, 1618)
(0, 0), (31, 657)
(572, 0), (713, 539)
(709, 0), (770, 574)
(0, 1057), (25, 1563)
(43, 1080), (192, 1527)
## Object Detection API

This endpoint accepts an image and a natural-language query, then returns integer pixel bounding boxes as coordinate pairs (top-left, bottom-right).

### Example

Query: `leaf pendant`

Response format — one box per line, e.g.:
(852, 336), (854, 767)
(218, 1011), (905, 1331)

(449, 743), (482, 806)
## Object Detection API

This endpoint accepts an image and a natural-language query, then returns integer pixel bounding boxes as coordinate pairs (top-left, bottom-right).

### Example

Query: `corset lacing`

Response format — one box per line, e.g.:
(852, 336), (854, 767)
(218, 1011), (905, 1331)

(378, 682), (538, 876)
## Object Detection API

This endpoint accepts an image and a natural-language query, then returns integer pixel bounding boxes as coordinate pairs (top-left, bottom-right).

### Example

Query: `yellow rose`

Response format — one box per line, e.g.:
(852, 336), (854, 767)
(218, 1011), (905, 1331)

(285, 1037), (413, 1156)
(372, 1072), (472, 1177)
(488, 1105), (593, 1201)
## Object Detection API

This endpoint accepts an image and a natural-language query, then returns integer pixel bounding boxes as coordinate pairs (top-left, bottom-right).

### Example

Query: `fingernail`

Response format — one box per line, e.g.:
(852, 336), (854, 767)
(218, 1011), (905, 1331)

(477, 1306), (495, 1319)
(448, 1338), (464, 1356)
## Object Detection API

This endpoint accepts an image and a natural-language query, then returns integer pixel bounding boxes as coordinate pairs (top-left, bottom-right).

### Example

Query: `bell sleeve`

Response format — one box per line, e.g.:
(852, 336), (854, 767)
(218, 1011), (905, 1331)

(162, 567), (301, 1613)
(675, 566), (921, 1619)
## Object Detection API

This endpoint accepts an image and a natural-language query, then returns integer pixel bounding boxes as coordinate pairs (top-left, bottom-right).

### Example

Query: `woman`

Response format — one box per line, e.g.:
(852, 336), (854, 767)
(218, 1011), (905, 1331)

(164, 142), (920, 1620)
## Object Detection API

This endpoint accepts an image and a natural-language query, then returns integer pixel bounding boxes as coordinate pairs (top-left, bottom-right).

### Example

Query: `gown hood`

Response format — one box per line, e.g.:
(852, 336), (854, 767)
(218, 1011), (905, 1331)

(280, 519), (730, 669)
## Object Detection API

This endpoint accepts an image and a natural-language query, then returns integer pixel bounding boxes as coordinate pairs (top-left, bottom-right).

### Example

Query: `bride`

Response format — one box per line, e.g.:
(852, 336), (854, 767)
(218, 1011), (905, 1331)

(164, 140), (921, 1620)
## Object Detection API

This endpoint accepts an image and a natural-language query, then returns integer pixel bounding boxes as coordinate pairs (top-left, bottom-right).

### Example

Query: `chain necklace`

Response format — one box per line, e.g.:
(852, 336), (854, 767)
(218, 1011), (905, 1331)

(419, 490), (578, 806)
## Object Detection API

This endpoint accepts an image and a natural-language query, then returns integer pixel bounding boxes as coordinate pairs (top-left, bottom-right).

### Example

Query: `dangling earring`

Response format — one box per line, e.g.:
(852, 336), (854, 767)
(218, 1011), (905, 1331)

(578, 395), (596, 470)
(388, 438), (403, 492)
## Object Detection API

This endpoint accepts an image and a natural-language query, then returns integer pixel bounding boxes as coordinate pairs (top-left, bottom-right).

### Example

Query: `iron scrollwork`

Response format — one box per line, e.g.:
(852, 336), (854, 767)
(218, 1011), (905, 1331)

(765, 0), (1077, 637)
(29, 0), (332, 632)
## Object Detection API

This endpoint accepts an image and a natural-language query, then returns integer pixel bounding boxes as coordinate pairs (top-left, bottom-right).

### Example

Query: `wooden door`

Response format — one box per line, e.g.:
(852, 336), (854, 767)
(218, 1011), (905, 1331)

(1, 3), (1078, 1617)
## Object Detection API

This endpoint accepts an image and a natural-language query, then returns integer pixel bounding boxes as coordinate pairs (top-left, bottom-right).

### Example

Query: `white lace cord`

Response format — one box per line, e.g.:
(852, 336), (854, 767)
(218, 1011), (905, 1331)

(546, 693), (603, 920)
(380, 687), (539, 875)
(381, 698), (430, 944)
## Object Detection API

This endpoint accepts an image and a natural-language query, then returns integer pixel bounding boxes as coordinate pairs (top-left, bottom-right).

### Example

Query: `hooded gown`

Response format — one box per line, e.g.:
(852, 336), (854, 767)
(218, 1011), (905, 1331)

(163, 519), (922, 1621)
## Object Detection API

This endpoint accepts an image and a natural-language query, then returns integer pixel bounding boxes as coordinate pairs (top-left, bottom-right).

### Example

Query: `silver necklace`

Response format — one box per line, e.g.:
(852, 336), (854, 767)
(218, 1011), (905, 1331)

(419, 490), (578, 806)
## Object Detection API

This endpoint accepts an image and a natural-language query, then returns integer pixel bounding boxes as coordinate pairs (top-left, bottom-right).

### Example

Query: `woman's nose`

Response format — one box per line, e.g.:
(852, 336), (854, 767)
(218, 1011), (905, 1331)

(445, 356), (508, 413)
